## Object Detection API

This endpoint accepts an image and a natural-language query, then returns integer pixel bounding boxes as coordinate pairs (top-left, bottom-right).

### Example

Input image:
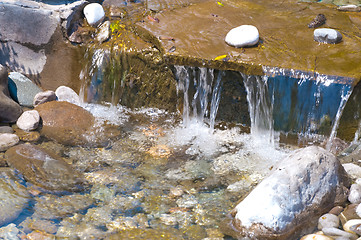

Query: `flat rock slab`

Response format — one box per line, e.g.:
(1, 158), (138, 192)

(138, 0), (361, 82)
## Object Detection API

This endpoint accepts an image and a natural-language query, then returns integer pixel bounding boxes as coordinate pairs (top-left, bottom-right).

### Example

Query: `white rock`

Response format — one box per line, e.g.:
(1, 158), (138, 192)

(16, 110), (40, 131)
(225, 25), (259, 48)
(343, 219), (361, 234)
(349, 183), (361, 204)
(322, 227), (358, 239)
(83, 3), (105, 27)
(33, 90), (56, 107)
(230, 146), (349, 239)
(0, 134), (19, 152)
(301, 233), (333, 240)
(343, 163), (361, 180)
(318, 213), (340, 230)
(355, 203), (361, 218)
(337, 4), (361, 12)
(55, 86), (82, 106)
(314, 28), (342, 44)
(96, 21), (110, 43)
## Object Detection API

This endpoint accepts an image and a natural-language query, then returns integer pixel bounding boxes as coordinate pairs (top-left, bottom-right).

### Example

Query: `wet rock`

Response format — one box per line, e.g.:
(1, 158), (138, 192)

(13, 128), (41, 142)
(343, 219), (361, 235)
(169, 186), (184, 198)
(0, 223), (20, 240)
(20, 217), (58, 234)
(34, 193), (94, 219)
(0, 168), (30, 227)
(318, 213), (340, 230)
(16, 110), (40, 131)
(96, 21), (110, 43)
(0, 134), (19, 152)
(35, 101), (96, 146)
(83, 3), (105, 27)
(26, 231), (55, 240)
(226, 146), (350, 239)
(55, 86), (82, 106)
(337, 5), (361, 12)
(0, 65), (22, 123)
(8, 72), (42, 107)
(314, 28), (342, 44)
(225, 25), (259, 48)
(349, 183), (361, 204)
(5, 144), (84, 192)
(0, 126), (13, 134)
(308, 14), (326, 28)
(33, 90), (57, 107)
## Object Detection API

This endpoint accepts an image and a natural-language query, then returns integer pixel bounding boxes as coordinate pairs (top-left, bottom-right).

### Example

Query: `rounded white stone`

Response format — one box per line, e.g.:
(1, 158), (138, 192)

(300, 233), (333, 240)
(83, 3), (105, 27)
(225, 25), (259, 48)
(322, 227), (358, 239)
(318, 213), (340, 230)
(314, 28), (342, 44)
(16, 110), (40, 131)
(356, 203), (361, 218)
(55, 86), (82, 106)
(343, 219), (361, 234)
(348, 183), (361, 204)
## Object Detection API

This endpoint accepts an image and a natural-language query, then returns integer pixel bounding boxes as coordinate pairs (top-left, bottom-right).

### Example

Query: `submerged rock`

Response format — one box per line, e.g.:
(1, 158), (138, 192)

(0, 65), (22, 123)
(0, 223), (20, 240)
(83, 3), (105, 27)
(224, 25), (259, 48)
(314, 28), (342, 44)
(0, 134), (19, 152)
(8, 72), (42, 107)
(308, 14), (326, 28)
(225, 146), (350, 239)
(5, 144), (84, 192)
(35, 101), (97, 146)
(0, 168), (30, 227)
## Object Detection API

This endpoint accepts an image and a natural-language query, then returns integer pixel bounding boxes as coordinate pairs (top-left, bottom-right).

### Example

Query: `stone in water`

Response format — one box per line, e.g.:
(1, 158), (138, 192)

(83, 3), (105, 27)
(225, 25), (259, 48)
(314, 28), (342, 44)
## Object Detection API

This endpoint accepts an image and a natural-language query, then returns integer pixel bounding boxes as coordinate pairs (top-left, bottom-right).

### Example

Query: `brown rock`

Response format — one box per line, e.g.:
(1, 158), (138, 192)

(0, 65), (22, 123)
(35, 101), (96, 146)
(5, 143), (84, 192)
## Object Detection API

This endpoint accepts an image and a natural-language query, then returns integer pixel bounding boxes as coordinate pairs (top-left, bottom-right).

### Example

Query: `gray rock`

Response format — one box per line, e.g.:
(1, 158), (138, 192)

(83, 3), (105, 27)
(33, 90), (57, 107)
(0, 134), (19, 152)
(348, 183), (361, 204)
(227, 146), (350, 239)
(0, 65), (22, 123)
(8, 72), (42, 107)
(342, 163), (361, 180)
(314, 28), (342, 44)
(55, 86), (82, 106)
(0, 168), (30, 227)
(16, 110), (40, 132)
(0, 126), (13, 134)
(318, 213), (340, 230)
(322, 227), (358, 239)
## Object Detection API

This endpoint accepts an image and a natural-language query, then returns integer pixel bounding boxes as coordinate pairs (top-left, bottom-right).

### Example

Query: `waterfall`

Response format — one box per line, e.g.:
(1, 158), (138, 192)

(174, 65), (223, 130)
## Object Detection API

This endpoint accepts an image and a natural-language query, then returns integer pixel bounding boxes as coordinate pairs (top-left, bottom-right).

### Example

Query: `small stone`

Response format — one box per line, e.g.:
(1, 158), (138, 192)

(0, 133), (19, 152)
(329, 206), (344, 216)
(8, 72), (42, 107)
(343, 219), (361, 234)
(337, 5), (361, 12)
(355, 203), (361, 218)
(16, 110), (40, 131)
(340, 204), (359, 225)
(0, 223), (20, 240)
(0, 126), (13, 134)
(225, 25), (259, 48)
(169, 186), (184, 198)
(14, 128), (41, 142)
(160, 214), (177, 225)
(33, 91), (57, 107)
(300, 233), (334, 240)
(96, 21), (110, 43)
(318, 213), (340, 230)
(55, 86), (82, 106)
(322, 227), (358, 239)
(349, 183), (361, 204)
(343, 163), (361, 180)
(83, 3), (105, 27)
(314, 28), (342, 44)
(308, 14), (326, 28)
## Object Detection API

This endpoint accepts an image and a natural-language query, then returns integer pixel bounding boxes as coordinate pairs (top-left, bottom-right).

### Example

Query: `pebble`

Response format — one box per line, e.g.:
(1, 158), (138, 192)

(318, 213), (340, 230)
(225, 25), (259, 48)
(349, 184), (361, 204)
(0, 133), (19, 151)
(169, 186), (184, 198)
(83, 3), (105, 27)
(0, 223), (20, 240)
(16, 110), (40, 131)
(322, 227), (358, 239)
(343, 219), (361, 234)
(314, 28), (342, 44)
(340, 204), (359, 225)
(14, 128), (40, 142)
(330, 206), (345, 216)
(96, 21), (110, 43)
(33, 90), (56, 107)
(300, 233), (334, 240)
(0, 126), (14, 134)
(337, 5), (361, 12)
(55, 86), (82, 106)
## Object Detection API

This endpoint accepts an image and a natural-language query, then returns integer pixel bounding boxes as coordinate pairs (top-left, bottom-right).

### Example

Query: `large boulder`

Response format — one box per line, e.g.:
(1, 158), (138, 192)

(35, 101), (96, 146)
(0, 168), (30, 227)
(0, 65), (22, 123)
(5, 144), (84, 192)
(224, 146), (350, 239)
